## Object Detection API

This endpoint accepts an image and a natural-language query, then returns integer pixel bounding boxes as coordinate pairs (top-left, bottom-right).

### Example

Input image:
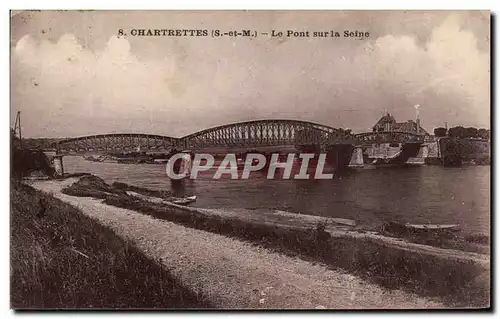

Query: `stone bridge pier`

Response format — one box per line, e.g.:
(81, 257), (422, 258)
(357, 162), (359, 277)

(348, 146), (364, 168)
(406, 140), (441, 165)
(43, 151), (65, 177)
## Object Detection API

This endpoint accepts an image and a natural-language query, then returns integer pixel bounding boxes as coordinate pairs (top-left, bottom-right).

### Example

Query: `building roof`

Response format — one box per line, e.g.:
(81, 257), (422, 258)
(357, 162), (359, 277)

(373, 113), (429, 135)
(393, 120), (429, 135)
(374, 113), (396, 127)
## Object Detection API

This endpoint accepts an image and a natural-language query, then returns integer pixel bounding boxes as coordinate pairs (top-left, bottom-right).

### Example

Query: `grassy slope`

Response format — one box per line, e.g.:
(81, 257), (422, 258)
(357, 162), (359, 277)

(62, 176), (490, 307)
(10, 181), (211, 309)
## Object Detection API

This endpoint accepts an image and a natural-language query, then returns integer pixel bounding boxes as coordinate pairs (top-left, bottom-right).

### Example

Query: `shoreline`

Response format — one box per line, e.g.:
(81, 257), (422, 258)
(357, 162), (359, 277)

(11, 179), (210, 309)
(59, 157), (491, 238)
(23, 174), (490, 308)
(27, 177), (447, 309)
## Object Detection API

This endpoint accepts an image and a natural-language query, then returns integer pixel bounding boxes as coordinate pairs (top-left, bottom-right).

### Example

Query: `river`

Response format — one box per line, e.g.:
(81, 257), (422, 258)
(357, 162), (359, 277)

(64, 156), (490, 235)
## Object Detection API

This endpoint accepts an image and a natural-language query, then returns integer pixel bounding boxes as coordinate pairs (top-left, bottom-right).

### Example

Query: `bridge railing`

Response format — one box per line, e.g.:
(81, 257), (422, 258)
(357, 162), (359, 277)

(354, 131), (426, 144)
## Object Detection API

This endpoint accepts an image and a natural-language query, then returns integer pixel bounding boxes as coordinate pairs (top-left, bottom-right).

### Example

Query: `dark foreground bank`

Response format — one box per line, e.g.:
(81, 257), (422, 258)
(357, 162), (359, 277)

(62, 175), (489, 308)
(10, 180), (211, 309)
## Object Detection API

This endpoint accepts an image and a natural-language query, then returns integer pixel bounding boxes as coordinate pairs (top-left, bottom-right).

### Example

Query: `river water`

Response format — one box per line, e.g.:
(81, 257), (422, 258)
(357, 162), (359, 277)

(64, 156), (490, 235)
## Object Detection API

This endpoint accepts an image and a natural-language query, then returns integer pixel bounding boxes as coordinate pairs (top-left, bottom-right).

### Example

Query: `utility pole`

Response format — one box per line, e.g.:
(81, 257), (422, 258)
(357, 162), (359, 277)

(14, 111), (22, 149)
(414, 104), (420, 135)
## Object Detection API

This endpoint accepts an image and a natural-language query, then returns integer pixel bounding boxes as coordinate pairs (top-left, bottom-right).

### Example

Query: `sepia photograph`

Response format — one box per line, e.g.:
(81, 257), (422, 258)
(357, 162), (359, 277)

(10, 10), (490, 310)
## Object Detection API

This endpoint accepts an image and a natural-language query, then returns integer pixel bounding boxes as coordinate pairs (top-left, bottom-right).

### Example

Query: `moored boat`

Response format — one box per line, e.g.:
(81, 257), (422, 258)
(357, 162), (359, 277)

(382, 221), (460, 237)
(172, 195), (197, 205)
(405, 224), (460, 231)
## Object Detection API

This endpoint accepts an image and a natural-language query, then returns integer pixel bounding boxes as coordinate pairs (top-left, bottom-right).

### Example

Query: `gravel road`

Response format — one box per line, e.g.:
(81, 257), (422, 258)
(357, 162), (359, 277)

(30, 179), (444, 309)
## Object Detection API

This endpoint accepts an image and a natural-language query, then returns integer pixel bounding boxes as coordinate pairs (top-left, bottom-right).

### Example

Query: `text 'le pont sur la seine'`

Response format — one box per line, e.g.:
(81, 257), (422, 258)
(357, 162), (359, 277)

(118, 29), (370, 39)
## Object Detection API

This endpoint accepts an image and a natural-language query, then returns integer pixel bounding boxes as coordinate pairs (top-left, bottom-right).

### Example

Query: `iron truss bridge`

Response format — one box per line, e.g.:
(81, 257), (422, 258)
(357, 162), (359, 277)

(54, 120), (355, 153)
(53, 122), (425, 154)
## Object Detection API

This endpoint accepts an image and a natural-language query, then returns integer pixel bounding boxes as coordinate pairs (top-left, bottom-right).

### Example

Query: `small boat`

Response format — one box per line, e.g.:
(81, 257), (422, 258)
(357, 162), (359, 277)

(382, 221), (460, 237)
(172, 195), (197, 205)
(331, 218), (356, 227)
(118, 158), (138, 164)
(102, 158), (118, 163)
(154, 158), (169, 164)
(126, 191), (197, 206)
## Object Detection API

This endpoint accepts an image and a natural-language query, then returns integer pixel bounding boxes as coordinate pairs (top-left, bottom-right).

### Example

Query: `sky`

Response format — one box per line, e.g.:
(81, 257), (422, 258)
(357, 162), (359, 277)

(10, 10), (490, 138)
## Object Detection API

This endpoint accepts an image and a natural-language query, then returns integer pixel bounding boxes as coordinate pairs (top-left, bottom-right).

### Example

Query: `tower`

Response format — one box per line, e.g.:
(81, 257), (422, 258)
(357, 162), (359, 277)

(414, 104), (421, 135)
(13, 111), (22, 148)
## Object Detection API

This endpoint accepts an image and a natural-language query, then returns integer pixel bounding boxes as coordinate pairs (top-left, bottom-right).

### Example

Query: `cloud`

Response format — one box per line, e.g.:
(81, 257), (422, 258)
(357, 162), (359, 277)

(15, 34), (172, 113)
(353, 15), (489, 127)
(11, 13), (489, 138)
(13, 33), (193, 136)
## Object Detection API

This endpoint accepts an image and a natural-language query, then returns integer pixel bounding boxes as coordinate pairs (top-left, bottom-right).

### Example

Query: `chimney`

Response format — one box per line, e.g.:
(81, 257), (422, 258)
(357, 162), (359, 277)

(414, 104), (421, 135)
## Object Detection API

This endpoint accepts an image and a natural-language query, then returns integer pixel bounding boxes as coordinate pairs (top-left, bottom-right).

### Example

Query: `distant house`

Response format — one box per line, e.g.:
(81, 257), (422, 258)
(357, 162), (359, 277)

(372, 113), (429, 136)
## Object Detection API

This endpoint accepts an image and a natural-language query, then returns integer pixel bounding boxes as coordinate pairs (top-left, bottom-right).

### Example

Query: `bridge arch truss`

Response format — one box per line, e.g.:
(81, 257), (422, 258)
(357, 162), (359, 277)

(179, 119), (354, 150)
(55, 133), (178, 153)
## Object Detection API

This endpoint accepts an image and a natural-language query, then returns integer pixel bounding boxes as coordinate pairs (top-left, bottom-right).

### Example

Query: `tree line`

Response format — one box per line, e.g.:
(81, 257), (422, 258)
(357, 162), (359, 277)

(433, 126), (490, 140)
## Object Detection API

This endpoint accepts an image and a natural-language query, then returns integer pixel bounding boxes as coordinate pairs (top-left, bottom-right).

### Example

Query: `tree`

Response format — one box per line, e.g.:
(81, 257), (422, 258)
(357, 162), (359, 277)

(465, 127), (478, 138)
(11, 129), (55, 178)
(434, 127), (448, 137)
(448, 126), (467, 138)
(478, 128), (490, 140)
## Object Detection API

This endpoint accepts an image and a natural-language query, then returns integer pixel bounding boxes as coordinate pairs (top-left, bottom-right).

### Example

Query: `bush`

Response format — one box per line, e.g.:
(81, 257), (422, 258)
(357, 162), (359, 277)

(62, 175), (127, 198)
(11, 130), (55, 179)
(11, 148), (55, 178)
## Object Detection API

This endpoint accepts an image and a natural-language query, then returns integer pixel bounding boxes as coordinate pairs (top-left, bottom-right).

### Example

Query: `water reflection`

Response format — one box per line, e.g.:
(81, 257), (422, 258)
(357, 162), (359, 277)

(170, 179), (186, 197)
(64, 156), (490, 235)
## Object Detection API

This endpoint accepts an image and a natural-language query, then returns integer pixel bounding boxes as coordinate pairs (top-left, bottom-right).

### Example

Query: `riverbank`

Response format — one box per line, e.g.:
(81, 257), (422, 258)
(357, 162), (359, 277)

(10, 180), (210, 309)
(27, 177), (448, 309)
(65, 176), (490, 307)
(25, 175), (489, 308)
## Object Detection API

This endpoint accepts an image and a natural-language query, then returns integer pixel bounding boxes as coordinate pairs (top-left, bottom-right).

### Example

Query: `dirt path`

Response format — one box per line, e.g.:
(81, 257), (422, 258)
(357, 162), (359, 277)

(30, 179), (444, 309)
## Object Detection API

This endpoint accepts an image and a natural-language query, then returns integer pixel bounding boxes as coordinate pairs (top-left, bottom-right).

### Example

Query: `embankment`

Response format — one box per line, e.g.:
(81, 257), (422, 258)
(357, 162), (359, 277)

(30, 178), (445, 309)
(10, 180), (210, 309)
(440, 138), (490, 165)
(58, 176), (490, 308)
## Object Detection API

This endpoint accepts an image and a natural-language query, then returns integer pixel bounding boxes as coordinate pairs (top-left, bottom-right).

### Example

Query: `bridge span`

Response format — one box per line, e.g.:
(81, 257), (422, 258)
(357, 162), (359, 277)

(53, 119), (357, 154)
(178, 119), (355, 151)
(54, 133), (178, 154)
(51, 121), (426, 172)
(45, 121), (428, 176)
